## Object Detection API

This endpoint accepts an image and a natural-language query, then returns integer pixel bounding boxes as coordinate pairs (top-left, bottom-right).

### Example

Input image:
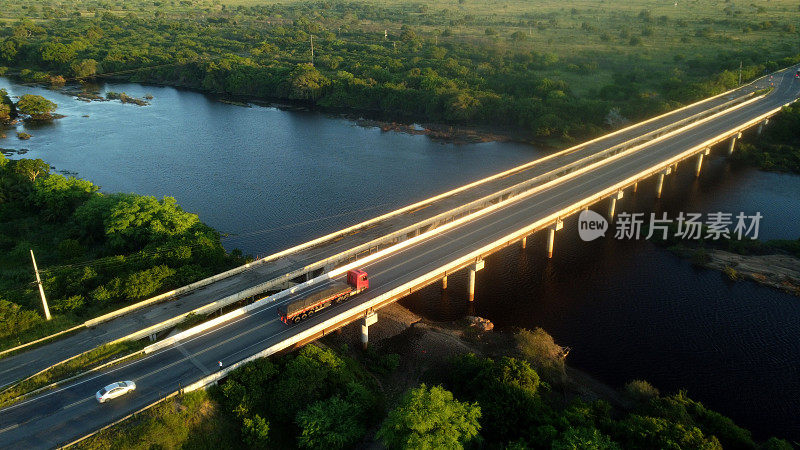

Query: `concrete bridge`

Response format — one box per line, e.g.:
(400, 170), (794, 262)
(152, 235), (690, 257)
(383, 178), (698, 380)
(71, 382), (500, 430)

(0, 64), (798, 448)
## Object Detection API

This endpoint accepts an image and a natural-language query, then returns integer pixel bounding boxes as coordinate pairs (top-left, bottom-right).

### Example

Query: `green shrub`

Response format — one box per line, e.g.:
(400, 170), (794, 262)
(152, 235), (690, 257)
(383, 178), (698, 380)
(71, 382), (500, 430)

(624, 379), (660, 402)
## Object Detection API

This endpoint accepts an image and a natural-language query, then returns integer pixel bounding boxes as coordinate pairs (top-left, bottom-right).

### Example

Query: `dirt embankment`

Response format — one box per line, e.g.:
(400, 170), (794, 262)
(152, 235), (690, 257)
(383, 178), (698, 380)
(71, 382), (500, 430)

(704, 250), (800, 295)
(325, 302), (630, 408)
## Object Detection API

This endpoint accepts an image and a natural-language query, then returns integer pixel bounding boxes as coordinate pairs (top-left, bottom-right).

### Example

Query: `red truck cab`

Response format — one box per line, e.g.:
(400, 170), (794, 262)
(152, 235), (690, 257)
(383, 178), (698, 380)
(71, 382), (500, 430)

(347, 269), (369, 291)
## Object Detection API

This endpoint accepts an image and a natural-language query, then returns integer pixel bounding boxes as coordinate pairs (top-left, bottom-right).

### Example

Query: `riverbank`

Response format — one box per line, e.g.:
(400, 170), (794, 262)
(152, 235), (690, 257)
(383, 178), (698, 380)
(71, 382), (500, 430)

(327, 302), (635, 410)
(701, 249), (800, 296)
(3, 72), (553, 147)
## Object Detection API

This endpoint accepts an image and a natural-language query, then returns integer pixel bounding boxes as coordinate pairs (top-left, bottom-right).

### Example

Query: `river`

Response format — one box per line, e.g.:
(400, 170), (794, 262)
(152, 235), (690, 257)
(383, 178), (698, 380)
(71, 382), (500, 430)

(2, 78), (799, 441)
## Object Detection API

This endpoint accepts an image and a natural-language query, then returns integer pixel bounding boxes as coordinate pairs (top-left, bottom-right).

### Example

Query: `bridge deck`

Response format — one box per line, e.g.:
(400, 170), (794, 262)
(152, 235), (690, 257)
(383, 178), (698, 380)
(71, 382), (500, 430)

(1, 66), (798, 448)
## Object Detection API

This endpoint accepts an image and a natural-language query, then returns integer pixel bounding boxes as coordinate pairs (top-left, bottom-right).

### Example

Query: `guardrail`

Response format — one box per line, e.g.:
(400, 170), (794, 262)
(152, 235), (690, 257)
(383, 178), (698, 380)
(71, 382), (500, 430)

(133, 88), (778, 361)
(1, 82), (771, 382)
(84, 87), (769, 351)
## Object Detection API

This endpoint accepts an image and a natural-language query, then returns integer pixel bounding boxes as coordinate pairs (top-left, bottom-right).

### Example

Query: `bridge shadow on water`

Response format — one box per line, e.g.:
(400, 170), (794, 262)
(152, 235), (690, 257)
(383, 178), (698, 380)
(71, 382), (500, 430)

(400, 154), (800, 441)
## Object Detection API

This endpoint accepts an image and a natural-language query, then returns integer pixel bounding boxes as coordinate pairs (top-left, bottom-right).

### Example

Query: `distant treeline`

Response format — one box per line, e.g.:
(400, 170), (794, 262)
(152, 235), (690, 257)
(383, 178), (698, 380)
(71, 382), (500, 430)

(2, 7), (799, 141)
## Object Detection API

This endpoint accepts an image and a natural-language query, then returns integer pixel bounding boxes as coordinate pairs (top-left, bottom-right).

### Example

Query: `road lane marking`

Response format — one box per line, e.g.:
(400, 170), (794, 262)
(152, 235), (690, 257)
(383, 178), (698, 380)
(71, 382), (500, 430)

(0, 424), (18, 434)
(62, 398), (91, 411)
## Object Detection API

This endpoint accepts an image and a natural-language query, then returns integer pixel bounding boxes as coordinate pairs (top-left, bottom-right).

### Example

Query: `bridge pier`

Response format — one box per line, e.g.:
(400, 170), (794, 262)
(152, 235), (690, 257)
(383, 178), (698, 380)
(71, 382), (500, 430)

(695, 148), (710, 177)
(546, 220), (564, 258)
(727, 132), (742, 156)
(468, 260), (484, 302)
(608, 191), (623, 220)
(521, 236), (527, 249)
(757, 118), (769, 135)
(442, 275), (448, 290)
(655, 167), (671, 199)
(633, 181), (638, 193)
(149, 333), (157, 342)
(361, 312), (377, 350)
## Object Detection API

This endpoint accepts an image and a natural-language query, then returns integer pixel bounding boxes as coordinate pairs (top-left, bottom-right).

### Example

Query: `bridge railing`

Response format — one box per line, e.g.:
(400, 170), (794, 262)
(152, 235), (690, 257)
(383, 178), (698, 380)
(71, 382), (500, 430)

(101, 88), (770, 349)
(0, 66), (782, 362)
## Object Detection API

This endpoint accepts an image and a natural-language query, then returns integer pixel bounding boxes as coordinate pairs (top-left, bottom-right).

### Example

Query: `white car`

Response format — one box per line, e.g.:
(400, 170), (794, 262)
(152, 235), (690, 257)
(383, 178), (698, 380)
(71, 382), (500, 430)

(95, 381), (136, 403)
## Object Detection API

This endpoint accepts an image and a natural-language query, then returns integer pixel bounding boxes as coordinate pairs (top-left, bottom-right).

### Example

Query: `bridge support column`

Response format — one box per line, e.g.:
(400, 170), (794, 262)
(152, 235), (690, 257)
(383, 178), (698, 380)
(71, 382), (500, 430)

(468, 260), (484, 302)
(521, 236), (527, 249)
(608, 191), (623, 220)
(655, 167), (671, 199)
(727, 132), (742, 156)
(633, 181), (638, 193)
(757, 118), (769, 135)
(695, 148), (710, 177)
(361, 312), (377, 350)
(546, 220), (564, 258)
(442, 275), (448, 290)
(695, 154), (703, 177)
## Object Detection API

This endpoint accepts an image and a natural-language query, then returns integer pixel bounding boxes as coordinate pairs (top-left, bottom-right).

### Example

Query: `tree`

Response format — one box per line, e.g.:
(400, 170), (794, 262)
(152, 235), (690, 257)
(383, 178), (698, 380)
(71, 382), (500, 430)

(0, 299), (43, 340)
(377, 384), (481, 449)
(624, 379), (660, 403)
(615, 415), (721, 450)
(104, 195), (199, 251)
(15, 94), (57, 120)
(552, 427), (620, 450)
(289, 63), (329, 100)
(296, 396), (366, 449)
(241, 414), (270, 447)
(266, 345), (349, 422)
(31, 174), (98, 220)
(13, 158), (50, 182)
(71, 59), (99, 78)
(515, 327), (565, 377)
(0, 88), (13, 122)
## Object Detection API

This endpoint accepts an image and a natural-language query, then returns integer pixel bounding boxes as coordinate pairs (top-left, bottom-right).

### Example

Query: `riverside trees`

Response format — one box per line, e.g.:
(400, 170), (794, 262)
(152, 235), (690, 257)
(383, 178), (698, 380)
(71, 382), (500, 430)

(2, 1), (799, 141)
(14, 94), (57, 120)
(0, 154), (244, 348)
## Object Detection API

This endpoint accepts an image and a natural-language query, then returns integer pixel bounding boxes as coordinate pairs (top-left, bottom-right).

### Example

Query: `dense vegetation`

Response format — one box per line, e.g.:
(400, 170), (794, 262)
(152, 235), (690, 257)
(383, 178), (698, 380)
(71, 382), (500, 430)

(1, 0), (799, 141)
(76, 333), (793, 449)
(734, 103), (800, 174)
(0, 153), (245, 350)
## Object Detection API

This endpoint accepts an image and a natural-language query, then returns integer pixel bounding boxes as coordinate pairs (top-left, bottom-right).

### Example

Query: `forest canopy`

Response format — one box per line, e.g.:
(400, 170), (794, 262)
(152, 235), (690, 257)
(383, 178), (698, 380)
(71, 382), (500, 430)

(1, 0), (799, 141)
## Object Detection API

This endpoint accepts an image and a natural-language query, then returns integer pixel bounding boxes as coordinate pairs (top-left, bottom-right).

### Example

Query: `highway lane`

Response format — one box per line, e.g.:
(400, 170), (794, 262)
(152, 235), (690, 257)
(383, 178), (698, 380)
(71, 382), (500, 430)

(0, 69), (773, 388)
(1, 70), (797, 448)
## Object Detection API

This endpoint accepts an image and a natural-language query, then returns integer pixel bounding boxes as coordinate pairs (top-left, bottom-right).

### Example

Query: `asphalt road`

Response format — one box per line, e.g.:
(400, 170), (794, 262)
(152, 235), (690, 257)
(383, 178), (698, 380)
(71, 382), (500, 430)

(0, 70), (777, 388)
(1, 68), (797, 448)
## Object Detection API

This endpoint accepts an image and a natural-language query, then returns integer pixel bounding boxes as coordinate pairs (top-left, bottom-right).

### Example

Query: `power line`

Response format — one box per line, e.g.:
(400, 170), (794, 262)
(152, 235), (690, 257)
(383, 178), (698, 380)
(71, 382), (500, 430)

(37, 201), (395, 274)
(220, 202), (392, 241)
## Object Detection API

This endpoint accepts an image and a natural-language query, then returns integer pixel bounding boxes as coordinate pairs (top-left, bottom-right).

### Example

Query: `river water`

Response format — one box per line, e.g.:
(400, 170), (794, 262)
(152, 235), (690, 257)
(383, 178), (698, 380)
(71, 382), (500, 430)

(2, 78), (798, 441)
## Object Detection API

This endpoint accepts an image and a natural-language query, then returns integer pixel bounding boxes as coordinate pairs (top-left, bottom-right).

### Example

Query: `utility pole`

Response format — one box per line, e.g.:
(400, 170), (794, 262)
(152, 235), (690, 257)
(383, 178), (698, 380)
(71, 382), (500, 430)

(310, 35), (314, 66)
(738, 60), (742, 86)
(30, 250), (51, 320)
